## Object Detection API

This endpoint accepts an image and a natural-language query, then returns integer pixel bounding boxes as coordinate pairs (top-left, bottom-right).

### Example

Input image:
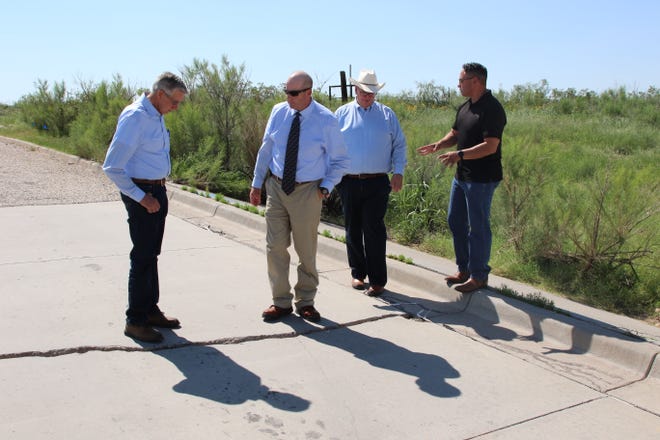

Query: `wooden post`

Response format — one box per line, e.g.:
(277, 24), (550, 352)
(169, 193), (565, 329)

(340, 71), (348, 102)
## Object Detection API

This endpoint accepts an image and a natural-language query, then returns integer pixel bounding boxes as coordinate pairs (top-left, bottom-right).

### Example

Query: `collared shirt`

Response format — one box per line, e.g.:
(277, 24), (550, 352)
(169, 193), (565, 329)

(335, 99), (407, 175)
(103, 93), (171, 202)
(252, 99), (349, 192)
(453, 89), (506, 182)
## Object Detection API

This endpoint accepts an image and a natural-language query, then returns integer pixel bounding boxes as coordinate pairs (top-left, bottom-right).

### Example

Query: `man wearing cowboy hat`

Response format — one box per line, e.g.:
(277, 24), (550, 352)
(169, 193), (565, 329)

(335, 69), (407, 297)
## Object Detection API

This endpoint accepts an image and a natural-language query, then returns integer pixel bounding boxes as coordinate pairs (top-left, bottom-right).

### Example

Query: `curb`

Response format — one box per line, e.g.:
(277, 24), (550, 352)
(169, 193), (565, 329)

(166, 184), (660, 383)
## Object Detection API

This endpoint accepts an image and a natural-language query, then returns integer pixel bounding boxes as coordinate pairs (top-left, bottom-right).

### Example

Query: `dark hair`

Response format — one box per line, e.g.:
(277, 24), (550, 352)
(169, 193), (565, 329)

(152, 72), (188, 95)
(463, 62), (488, 84)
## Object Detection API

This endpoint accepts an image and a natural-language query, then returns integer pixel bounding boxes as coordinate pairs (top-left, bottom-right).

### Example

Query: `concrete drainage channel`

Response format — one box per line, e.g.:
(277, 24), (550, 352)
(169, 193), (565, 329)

(166, 184), (660, 393)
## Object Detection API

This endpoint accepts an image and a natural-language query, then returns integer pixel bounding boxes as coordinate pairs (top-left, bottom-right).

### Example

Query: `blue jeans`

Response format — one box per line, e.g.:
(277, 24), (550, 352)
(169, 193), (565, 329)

(447, 178), (499, 281)
(120, 183), (168, 324)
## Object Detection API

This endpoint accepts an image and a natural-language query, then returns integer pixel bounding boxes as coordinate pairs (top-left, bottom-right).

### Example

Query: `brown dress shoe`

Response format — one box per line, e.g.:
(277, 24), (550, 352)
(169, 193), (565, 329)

(124, 323), (163, 343)
(445, 271), (470, 285)
(297, 305), (321, 322)
(262, 305), (293, 321)
(147, 312), (181, 329)
(351, 278), (366, 290)
(366, 285), (385, 297)
(454, 278), (487, 293)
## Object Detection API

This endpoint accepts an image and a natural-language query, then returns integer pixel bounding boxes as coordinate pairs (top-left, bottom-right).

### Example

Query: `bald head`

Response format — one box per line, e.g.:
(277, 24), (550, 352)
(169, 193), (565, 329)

(288, 71), (313, 89)
(285, 71), (314, 111)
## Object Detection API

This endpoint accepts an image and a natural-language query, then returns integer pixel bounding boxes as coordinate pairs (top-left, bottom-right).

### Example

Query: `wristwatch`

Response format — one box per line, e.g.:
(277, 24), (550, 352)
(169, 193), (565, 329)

(458, 150), (464, 160)
(319, 187), (329, 198)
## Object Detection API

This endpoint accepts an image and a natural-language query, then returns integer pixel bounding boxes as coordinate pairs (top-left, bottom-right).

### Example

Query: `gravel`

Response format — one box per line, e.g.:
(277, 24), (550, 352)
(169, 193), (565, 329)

(0, 136), (120, 207)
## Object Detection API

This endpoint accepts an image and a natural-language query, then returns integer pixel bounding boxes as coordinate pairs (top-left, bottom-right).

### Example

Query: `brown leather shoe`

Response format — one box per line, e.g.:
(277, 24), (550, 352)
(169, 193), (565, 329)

(445, 271), (470, 285)
(147, 312), (181, 329)
(297, 305), (321, 322)
(351, 278), (366, 290)
(454, 278), (487, 293)
(124, 323), (163, 343)
(262, 305), (293, 321)
(366, 285), (385, 297)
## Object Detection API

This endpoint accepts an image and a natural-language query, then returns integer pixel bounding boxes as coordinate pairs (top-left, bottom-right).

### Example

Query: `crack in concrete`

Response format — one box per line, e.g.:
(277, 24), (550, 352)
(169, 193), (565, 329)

(464, 396), (609, 439)
(0, 313), (404, 360)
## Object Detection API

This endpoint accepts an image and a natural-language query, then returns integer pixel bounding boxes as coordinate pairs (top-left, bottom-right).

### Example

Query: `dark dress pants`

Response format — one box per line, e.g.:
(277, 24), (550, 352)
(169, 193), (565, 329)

(120, 183), (168, 325)
(338, 175), (391, 286)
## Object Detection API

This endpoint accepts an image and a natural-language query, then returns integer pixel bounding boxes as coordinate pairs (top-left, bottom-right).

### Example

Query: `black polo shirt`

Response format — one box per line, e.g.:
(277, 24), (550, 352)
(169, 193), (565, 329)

(452, 90), (507, 182)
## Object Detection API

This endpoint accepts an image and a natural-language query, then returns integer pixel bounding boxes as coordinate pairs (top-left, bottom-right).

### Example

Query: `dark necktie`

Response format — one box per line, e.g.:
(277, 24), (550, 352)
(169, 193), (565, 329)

(281, 111), (300, 195)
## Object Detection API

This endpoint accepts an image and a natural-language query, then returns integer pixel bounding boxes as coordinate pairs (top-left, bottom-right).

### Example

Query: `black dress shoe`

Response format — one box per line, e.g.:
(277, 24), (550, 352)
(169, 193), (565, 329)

(262, 305), (293, 321)
(297, 305), (321, 322)
(147, 312), (181, 329)
(124, 323), (163, 343)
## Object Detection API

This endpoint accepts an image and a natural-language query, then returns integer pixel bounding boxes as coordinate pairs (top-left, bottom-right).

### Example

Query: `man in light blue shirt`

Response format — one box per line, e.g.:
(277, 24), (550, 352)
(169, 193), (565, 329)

(103, 72), (187, 343)
(335, 70), (407, 297)
(250, 71), (349, 323)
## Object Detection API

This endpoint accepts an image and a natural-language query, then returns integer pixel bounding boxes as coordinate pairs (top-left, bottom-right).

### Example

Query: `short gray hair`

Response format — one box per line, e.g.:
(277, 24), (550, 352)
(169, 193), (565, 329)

(463, 62), (488, 85)
(152, 72), (188, 95)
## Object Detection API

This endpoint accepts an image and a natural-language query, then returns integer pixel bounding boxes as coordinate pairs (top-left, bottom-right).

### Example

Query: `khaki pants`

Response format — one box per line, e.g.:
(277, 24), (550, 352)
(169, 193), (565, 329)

(265, 176), (322, 309)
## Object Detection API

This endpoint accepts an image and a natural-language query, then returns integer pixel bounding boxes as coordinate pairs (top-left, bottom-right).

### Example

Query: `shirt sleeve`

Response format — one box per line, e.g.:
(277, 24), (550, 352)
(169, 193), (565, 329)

(483, 100), (507, 139)
(319, 116), (350, 192)
(388, 109), (407, 175)
(251, 107), (277, 188)
(102, 110), (146, 202)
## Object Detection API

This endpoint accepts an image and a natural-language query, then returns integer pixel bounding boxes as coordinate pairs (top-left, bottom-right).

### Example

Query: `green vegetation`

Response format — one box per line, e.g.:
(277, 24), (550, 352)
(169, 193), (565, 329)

(1, 58), (658, 323)
(495, 285), (561, 314)
(388, 254), (414, 265)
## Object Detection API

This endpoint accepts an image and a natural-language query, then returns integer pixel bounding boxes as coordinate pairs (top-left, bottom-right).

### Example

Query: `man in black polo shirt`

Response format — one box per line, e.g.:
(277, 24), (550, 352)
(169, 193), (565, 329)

(417, 62), (507, 293)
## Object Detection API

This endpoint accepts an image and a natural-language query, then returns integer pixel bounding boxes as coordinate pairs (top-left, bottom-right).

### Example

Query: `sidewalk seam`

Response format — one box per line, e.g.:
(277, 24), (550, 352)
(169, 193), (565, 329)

(0, 313), (405, 360)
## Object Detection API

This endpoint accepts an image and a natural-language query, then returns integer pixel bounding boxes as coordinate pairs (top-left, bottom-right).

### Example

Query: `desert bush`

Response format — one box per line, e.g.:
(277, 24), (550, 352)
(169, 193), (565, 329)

(68, 77), (136, 161)
(18, 80), (78, 136)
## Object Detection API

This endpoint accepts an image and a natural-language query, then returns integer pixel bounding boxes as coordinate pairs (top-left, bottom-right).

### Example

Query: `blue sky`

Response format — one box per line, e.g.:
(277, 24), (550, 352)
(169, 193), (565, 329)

(2, 0), (658, 104)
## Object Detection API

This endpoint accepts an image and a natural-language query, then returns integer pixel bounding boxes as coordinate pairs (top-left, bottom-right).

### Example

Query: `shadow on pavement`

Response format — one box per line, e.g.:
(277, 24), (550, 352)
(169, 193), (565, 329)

(283, 317), (461, 398)
(378, 287), (649, 353)
(375, 288), (518, 342)
(140, 332), (311, 412)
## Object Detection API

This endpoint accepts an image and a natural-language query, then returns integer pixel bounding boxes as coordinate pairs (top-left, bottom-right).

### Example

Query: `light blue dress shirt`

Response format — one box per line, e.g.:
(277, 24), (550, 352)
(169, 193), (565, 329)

(103, 93), (171, 202)
(335, 100), (407, 175)
(252, 99), (349, 192)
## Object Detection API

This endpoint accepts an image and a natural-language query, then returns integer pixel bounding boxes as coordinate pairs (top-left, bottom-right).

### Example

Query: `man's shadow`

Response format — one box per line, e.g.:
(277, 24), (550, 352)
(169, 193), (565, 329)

(138, 333), (310, 412)
(282, 317), (461, 398)
(376, 288), (519, 342)
(377, 286), (647, 356)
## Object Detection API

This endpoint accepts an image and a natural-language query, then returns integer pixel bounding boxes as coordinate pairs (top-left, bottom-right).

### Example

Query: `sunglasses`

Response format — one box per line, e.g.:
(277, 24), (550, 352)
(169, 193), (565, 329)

(284, 87), (311, 97)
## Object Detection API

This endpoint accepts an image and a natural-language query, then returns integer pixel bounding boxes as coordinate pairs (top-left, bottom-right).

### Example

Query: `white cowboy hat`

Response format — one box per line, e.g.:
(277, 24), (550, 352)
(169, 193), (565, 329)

(349, 69), (385, 94)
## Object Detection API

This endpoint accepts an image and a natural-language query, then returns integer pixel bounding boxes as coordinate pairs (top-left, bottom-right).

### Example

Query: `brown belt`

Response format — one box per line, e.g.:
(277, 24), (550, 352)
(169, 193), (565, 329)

(132, 178), (166, 186)
(270, 175), (314, 186)
(345, 173), (387, 179)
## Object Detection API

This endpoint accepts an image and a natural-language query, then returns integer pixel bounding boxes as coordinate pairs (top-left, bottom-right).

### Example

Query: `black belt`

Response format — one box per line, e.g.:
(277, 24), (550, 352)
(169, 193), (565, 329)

(345, 173), (387, 179)
(132, 178), (166, 186)
(270, 175), (314, 186)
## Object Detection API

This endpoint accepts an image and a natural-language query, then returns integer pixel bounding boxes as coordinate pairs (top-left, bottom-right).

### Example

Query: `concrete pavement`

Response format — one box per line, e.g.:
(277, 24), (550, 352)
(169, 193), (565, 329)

(1, 168), (659, 438)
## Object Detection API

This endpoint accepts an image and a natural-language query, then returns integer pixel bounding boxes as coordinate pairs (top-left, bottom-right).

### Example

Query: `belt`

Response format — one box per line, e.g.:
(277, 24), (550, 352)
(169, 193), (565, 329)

(270, 175), (314, 186)
(345, 173), (388, 179)
(132, 178), (166, 186)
